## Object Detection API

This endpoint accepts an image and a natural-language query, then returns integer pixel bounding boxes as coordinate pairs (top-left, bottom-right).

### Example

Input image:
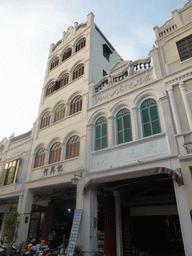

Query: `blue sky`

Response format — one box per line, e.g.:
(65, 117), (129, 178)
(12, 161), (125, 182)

(0, 0), (187, 141)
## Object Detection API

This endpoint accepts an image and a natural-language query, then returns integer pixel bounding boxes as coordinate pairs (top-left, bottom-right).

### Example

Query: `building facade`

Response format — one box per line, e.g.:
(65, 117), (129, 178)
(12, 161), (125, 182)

(0, 1), (192, 256)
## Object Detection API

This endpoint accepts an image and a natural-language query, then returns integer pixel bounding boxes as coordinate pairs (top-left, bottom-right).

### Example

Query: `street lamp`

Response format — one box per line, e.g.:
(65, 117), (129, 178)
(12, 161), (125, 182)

(71, 172), (82, 185)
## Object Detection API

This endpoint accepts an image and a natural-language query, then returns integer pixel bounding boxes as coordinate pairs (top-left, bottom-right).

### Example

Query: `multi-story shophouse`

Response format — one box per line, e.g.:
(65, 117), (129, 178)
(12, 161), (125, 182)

(0, 131), (32, 239)
(0, 1), (192, 256)
(84, 1), (192, 256)
(13, 13), (120, 247)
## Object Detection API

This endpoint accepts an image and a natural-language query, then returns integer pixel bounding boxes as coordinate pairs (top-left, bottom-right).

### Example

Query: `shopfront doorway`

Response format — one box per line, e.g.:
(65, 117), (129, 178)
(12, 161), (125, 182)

(97, 173), (185, 256)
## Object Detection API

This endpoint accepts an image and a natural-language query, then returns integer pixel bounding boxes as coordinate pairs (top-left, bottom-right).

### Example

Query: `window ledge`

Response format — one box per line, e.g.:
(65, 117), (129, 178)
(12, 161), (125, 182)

(181, 57), (192, 64)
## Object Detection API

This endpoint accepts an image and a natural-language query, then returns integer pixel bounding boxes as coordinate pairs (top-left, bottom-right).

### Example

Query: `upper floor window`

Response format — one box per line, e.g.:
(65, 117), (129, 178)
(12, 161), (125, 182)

(0, 159), (20, 186)
(116, 108), (132, 144)
(177, 35), (192, 61)
(54, 104), (65, 122)
(95, 117), (108, 150)
(73, 64), (84, 80)
(46, 82), (56, 96)
(75, 38), (86, 52)
(103, 44), (112, 61)
(140, 99), (161, 137)
(41, 111), (51, 129)
(70, 95), (82, 115)
(62, 48), (72, 61)
(50, 57), (59, 70)
(66, 135), (80, 159)
(60, 73), (69, 88)
(34, 148), (45, 168)
(49, 142), (61, 164)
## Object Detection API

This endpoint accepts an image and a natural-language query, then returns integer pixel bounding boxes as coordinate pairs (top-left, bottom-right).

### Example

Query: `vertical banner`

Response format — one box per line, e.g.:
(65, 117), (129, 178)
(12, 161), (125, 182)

(67, 209), (83, 256)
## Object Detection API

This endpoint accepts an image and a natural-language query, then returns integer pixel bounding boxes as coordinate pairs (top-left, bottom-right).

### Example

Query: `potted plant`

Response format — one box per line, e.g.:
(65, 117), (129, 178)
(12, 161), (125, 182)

(73, 245), (84, 256)
(3, 206), (20, 248)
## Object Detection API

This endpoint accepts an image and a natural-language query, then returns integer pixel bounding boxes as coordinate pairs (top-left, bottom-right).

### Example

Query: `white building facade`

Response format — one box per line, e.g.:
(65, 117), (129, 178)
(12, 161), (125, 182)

(0, 2), (192, 256)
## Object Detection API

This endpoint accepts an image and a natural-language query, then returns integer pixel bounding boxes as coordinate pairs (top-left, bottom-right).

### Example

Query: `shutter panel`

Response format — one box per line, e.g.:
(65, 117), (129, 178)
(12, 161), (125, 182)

(7, 166), (16, 185)
(0, 169), (7, 186)
(77, 141), (80, 157)
(80, 99), (82, 111)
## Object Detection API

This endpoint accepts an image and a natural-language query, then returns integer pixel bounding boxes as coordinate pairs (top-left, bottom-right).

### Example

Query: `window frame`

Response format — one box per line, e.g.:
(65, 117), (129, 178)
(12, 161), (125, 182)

(95, 116), (108, 151)
(70, 95), (82, 115)
(73, 64), (84, 80)
(62, 48), (72, 61)
(66, 135), (80, 159)
(75, 38), (86, 53)
(176, 34), (192, 61)
(54, 104), (65, 122)
(40, 111), (51, 129)
(116, 108), (132, 145)
(0, 159), (20, 186)
(34, 148), (45, 168)
(50, 57), (59, 70)
(140, 98), (161, 138)
(49, 142), (62, 164)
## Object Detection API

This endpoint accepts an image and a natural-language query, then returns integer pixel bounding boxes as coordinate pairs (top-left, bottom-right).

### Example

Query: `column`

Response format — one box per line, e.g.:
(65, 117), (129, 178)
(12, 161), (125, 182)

(131, 107), (139, 140)
(86, 124), (94, 170)
(44, 148), (49, 165)
(166, 85), (182, 134)
(179, 82), (192, 130)
(82, 185), (97, 256)
(61, 142), (66, 161)
(173, 181), (192, 256)
(16, 189), (33, 246)
(158, 96), (179, 155)
(108, 116), (115, 147)
(114, 191), (123, 256)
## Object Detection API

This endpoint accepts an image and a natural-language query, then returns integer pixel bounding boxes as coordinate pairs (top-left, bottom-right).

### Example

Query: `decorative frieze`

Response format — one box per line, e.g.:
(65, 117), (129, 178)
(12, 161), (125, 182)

(165, 71), (192, 86)
(95, 73), (151, 104)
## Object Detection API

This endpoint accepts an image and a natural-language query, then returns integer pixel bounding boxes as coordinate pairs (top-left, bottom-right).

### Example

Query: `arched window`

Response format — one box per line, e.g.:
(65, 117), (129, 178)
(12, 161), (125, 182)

(34, 148), (45, 168)
(75, 38), (86, 52)
(49, 142), (61, 164)
(140, 99), (161, 137)
(70, 95), (82, 115)
(116, 108), (132, 144)
(50, 57), (59, 70)
(41, 112), (51, 129)
(73, 64), (84, 80)
(46, 82), (55, 96)
(62, 48), (72, 61)
(54, 104), (65, 122)
(66, 135), (80, 159)
(95, 117), (108, 150)
(60, 73), (69, 88)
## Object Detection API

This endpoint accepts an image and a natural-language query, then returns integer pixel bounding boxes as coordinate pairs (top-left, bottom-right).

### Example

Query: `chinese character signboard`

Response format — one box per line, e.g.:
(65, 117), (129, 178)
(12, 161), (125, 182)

(67, 209), (82, 256)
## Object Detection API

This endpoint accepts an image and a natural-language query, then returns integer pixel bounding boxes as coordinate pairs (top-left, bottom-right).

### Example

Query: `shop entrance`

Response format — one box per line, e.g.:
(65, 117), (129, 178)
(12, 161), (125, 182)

(97, 173), (185, 256)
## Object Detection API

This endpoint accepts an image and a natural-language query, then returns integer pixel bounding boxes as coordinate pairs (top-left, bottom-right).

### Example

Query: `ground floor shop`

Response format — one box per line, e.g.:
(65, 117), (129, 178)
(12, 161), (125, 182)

(82, 168), (192, 256)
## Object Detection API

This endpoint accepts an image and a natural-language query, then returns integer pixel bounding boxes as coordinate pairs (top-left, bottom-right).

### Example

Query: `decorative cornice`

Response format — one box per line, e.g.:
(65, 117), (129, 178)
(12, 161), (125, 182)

(164, 71), (192, 87)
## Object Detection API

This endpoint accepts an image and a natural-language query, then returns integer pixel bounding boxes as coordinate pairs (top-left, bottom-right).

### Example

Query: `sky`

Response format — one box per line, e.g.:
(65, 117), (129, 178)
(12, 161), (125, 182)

(0, 0), (188, 141)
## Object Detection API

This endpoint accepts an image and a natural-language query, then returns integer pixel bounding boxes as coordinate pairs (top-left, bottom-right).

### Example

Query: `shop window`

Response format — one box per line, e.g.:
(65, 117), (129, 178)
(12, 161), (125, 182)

(70, 95), (82, 115)
(62, 48), (72, 61)
(176, 35), (192, 61)
(49, 142), (61, 164)
(40, 112), (51, 129)
(75, 38), (86, 52)
(116, 108), (132, 144)
(66, 135), (80, 159)
(73, 64), (84, 80)
(103, 44), (113, 61)
(95, 117), (108, 150)
(34, 148), (45, 168)
(54, 104), (65, 122)
(0, 159), (20, 186)
(140, 99), (161, 137)
(50, 57), (59, 70)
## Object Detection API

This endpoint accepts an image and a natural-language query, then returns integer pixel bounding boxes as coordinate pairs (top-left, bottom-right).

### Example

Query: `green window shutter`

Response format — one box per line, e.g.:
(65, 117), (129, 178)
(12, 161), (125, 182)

(95, 117), (108, 150)
(116, 108), (132, 144)
(6, 166), (16, 185)
(0, 169), (7, 186)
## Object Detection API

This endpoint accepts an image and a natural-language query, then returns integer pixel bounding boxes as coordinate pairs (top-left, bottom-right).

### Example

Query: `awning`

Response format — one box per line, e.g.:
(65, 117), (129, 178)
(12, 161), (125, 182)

(84, 167), (183, 191)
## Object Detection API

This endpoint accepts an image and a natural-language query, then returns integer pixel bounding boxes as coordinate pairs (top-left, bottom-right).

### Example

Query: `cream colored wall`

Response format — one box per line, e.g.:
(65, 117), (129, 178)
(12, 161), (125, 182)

(180, 160), (192, 210)
(173, 84), (190, 133)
